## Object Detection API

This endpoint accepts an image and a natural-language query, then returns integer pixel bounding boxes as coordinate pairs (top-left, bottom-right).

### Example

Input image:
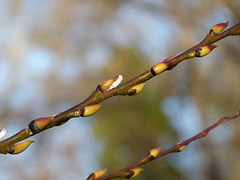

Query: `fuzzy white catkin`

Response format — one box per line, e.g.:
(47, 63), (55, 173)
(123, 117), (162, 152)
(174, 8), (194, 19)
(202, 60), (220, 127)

(0, 128), (7, 140)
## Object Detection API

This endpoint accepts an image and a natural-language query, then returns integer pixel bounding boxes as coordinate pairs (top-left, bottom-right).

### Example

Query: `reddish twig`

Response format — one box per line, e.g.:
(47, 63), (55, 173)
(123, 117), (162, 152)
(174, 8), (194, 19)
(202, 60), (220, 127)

(90, 110), (240, 180)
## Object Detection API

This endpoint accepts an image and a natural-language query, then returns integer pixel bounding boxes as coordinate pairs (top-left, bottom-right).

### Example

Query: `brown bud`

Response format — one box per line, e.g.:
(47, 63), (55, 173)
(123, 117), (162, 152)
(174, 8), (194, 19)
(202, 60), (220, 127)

(125, 168), (143, 179)
(209, 22), (228, 35)
(150, 62), (168, 76)
(176, 142), (188, 152)
(80, 104), (103, 117)
(86, 169), (107, 180)
(96, 75), (123, 92)
(28, 117), (54, 135)
(195, 44), (218, 57)
(8, 140), (34, 155)
(127, 83), (146, 96)
(147, 147), (162, 161)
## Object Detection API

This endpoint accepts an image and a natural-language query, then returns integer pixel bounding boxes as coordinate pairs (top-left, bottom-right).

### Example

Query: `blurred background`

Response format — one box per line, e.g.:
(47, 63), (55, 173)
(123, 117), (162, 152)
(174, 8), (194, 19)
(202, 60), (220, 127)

(0, 0), (240, 180)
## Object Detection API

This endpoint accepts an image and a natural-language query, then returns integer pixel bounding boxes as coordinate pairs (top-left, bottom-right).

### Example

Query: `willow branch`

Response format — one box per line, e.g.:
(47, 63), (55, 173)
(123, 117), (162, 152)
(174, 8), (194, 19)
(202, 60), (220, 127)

(88, 110), (240, 180)
(0, 22), (239, 155)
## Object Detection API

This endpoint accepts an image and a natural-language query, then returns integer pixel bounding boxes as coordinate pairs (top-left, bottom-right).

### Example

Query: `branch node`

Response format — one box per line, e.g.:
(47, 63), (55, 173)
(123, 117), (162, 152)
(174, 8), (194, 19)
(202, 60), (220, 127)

(195, 44), (218, 57)
(125, 168), (143, 179)
(80, 104), (103, 117)
(28, 117), (54, 135)
(175, 142), (188, 152)
(96, 75), (123, 92)
(147, 147), (162, 161)
(7, 140), (34, 155)
(86, 169), (107, 180)
(127, 83), (146, 96)
(150, 62), (169, 76)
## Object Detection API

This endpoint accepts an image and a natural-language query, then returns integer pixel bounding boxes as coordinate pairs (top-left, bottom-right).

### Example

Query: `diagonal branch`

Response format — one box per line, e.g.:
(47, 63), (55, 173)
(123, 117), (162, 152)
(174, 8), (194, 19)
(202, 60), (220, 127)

(88, 110), (240, 180)
(0, 22), (239, 155)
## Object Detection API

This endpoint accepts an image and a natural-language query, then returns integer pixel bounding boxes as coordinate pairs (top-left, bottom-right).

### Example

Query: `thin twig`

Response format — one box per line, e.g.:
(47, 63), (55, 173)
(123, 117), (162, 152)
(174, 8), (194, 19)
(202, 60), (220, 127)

(95, 110), (240, 180)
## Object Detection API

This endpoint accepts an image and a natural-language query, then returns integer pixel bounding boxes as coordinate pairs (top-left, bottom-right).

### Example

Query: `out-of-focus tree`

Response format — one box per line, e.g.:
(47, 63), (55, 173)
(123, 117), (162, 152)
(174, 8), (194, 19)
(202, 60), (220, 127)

(0, 0), (240, 180)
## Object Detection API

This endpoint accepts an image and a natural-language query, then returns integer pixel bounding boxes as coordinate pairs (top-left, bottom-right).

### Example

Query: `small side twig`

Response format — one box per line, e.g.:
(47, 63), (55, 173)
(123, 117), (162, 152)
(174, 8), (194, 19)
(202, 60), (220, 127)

(88, 110), (240, 180)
